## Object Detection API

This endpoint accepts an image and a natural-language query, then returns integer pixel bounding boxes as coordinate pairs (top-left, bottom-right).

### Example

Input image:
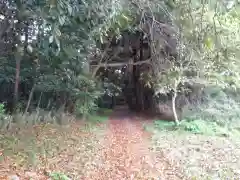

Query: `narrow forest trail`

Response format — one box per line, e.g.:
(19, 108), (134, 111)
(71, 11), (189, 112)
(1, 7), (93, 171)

(90, 107), (183, 180)
(0, 107), (183, 180)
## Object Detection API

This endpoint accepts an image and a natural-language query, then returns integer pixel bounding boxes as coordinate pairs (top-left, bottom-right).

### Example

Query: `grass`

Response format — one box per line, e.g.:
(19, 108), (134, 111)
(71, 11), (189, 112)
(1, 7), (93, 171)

(48, 172), (71, 180)
(88, 114), (109, 123)
(150, 118), (240, 137)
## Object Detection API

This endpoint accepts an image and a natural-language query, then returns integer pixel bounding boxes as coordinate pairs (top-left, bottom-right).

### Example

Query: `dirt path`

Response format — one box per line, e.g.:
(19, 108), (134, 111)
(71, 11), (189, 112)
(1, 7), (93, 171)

(0, 108), (183, 180)
(90, 108), (183, 180)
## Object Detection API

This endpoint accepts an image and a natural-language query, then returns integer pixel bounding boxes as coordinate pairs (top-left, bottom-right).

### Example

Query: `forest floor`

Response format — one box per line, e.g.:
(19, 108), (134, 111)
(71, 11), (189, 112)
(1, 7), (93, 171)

(0, 107), (240, 179)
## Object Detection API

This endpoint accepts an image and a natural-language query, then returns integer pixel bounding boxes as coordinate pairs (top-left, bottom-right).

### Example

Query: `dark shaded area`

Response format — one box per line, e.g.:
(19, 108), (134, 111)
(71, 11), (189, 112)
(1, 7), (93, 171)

(93, 24), (204, 120)
(94, 29), (171, 113)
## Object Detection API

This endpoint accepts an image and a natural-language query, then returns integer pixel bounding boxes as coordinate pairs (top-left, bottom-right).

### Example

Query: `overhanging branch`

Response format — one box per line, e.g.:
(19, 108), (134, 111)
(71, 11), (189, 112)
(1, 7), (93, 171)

(90, 59), (151, 67)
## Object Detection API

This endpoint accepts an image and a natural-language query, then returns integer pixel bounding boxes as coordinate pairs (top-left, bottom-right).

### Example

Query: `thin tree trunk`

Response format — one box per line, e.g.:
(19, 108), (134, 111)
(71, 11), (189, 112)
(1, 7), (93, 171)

(14, 56), (21, 111)
(37, 92), (43, 109)
(172, 80), (180, 125)
(172, 90), (179, 125)
(24, 84), (35, 114)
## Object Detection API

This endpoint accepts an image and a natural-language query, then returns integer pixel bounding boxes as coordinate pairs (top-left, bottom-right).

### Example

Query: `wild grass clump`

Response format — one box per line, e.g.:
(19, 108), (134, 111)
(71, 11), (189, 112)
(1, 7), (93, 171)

(153, 88), (240, 137)
(153, 119), (228, 136)
(0, 110), (75, 131)
(184, 88), (240, 125)
(0, 103), (112, 131)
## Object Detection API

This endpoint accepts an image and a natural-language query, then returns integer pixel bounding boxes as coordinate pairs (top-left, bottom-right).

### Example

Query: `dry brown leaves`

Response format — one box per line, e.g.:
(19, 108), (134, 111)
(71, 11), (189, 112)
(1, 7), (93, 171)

(0, 122), (106, 179)
(90, 115), (183, 180)
(0, 113), (183, 180)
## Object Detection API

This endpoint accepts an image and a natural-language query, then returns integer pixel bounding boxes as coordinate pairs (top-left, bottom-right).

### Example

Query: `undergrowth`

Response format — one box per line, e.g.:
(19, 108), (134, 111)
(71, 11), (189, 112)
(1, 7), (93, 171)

(152, 119), (237, 137)
(88, 108), (113, 123)
(0, 103), (112, 131)
(0, 104), (110, 178)
(151, 88), (240, 137)
(48, 172), (71, 180)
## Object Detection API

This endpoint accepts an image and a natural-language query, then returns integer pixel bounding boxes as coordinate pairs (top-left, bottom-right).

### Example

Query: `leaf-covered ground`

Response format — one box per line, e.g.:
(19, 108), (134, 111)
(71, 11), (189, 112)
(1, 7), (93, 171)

(151, 130), (240, 179)
(0, 121), (107, 179)
(1, 110), (239, 179)
(90, 111), (183, 180)
(0, 110), (183, 180)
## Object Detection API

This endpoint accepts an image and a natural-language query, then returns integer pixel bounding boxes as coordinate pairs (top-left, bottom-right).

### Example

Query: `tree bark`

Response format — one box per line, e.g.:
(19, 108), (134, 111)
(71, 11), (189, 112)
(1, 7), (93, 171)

(172, 90), (179, 125)
(24, 84), (35, 114)
(13, 51), (21, 112)
(172, 80), (180, 125)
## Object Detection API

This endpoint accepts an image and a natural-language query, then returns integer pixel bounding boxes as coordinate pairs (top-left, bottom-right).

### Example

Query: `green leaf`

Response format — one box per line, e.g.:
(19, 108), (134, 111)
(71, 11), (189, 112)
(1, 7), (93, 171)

(67, 5), (73, 15)
(27, 45), (33, 53)
(49, 36), (54, 43)
(54, 36), (61, 55)
(49, 172), (71, 180)
(100, 34), (104, 44)
(54, 27), (61, 36)
(58, 16), (66, 26)
(204, 37), (214, 50)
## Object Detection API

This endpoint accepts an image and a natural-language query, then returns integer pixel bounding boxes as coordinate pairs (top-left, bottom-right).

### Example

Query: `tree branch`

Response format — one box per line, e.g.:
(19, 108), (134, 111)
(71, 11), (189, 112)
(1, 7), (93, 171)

(90, 59), (151, 68)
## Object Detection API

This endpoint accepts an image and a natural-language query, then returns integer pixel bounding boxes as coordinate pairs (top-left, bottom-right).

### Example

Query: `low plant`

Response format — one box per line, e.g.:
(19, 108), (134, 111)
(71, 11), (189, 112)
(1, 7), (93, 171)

(0, 108), (75, 131)
(49, 172), (71, 180)
(183, 88), (240, 128)
(0, 103), (5, 114)
(153, 119), (231, 136)
(74, 98), (98, 120)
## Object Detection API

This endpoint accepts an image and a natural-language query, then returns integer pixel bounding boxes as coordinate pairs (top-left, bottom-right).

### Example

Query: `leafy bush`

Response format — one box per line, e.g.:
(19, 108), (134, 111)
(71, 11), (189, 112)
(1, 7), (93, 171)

(88, 115), (109, 123)
(183, 88), (240, 128)
(154, 88), (240, 136)
(49, 172), (71, 180)
(0, 109), (75, 131)
(0, 103), (5, 116)
(0, 103), (8, 129)
(154, 119), (230, 136)
(75, 99), (98, 119)
(71, 75), (102, 119)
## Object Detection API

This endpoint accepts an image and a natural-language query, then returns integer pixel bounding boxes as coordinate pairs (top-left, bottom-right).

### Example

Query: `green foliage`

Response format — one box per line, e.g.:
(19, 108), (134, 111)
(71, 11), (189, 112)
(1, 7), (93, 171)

(1, 0), (240, 128)
(49, 172), (71, 180)
(0, 103), (5, 115)
(75, 99), (98, 119)
(181, 120), (229, 136)
(98, 108), (113, 116)
(0, 0), (127, 116)
(154, 119), (230, 136)
(141, 0), (240, 125)
(154, 87), (240, 136)
(88, 114), (109, 123)
(153, 120), (176, 131)
(73, 76), (102, 118)
(184, 88), (240, 129)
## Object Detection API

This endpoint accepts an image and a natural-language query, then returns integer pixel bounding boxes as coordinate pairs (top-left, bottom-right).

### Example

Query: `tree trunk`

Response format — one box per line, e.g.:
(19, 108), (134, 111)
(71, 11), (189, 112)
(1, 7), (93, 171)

(172, 79), (180, 125)
(24, 84), (35, 114)
(14, 54), (21, 112)
(172, 90), (179, 125)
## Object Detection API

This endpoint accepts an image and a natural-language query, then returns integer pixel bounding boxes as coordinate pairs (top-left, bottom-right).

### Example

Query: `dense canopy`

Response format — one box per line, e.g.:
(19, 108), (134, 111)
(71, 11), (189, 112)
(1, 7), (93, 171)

(0, 0), (240, 124)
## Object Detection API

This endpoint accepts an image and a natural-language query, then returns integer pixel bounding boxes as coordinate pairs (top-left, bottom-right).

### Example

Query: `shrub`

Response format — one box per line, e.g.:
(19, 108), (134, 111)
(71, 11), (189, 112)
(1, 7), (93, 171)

(154, 119), (230, 136)
(49, 172), (71, 180)
(183, 87), (240, 128)
(0, 103), (5, 115)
